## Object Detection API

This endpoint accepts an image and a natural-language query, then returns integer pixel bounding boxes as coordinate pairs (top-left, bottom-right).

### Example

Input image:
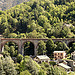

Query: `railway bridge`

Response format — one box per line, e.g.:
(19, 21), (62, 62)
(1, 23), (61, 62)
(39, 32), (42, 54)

(0, 36), (75, 55)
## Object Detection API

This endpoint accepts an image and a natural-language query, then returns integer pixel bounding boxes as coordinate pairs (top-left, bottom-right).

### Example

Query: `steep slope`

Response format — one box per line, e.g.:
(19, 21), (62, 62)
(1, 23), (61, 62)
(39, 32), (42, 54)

(0, 0), (75, 38)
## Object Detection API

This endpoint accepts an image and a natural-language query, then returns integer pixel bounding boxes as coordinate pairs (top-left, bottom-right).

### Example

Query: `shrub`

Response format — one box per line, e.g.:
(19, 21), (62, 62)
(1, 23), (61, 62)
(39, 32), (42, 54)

(49, 61), (56, 66)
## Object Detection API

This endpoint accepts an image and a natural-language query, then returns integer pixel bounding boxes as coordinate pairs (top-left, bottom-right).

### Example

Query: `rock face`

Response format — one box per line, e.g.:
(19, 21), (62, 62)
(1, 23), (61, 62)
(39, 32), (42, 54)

(0, 0), (29, 10)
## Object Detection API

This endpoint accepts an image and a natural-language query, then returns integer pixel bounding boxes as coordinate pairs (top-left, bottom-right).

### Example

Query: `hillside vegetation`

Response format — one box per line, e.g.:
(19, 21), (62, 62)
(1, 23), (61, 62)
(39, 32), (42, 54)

(0, 1), (75, 74)
(0, 0), (75, 38)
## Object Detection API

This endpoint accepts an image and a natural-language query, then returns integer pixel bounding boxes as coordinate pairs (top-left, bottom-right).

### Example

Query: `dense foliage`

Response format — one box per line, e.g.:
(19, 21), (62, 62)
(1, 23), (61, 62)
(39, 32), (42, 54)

(0, 0), (75, 38)
(46, 39), (56, 56)
(3, 42), (18, 57)
(0, 56), (17, 75)
(18, 56), (68, 75)
(0, 0), (75, 75)
(0, 55), (74, 75)
(38, 40), (46, 55)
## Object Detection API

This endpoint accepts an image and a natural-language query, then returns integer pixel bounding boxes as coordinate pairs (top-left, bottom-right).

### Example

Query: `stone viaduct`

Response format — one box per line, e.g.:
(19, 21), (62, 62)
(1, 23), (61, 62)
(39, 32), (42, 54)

(0, 37), (75, 56)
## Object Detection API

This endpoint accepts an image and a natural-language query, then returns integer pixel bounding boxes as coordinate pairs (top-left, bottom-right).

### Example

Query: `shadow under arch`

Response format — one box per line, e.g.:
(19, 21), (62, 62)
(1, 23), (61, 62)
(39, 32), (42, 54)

(1, 40), (19, 52)
(22, 41), (35, 56)
(68, 41), (75, 48)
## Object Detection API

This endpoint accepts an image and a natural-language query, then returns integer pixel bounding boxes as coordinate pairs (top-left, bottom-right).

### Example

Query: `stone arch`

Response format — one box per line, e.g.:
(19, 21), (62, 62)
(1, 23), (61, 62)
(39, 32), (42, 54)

(1, 40), (19, 52)
(22, 41), (35, 56)
(37, 40), (47, 55)
(54, 41), (69, 51)
(22, 40), (35, 47)
(68, 41), (75, 47)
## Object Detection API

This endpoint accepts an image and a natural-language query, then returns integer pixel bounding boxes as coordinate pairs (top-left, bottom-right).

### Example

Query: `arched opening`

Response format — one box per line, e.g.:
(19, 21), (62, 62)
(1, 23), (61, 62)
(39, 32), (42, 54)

(68, 41), (75, 53)
(23, 41), (34, 56)
(2, 41), (18, 57)
(68, 41), (75, 48)
(54, 41), (69, 52)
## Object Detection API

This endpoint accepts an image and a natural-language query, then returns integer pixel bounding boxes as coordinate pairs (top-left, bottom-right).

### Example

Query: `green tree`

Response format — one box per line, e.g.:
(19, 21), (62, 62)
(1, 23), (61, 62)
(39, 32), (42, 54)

(0, 56), (17, 75)
(38, 40), (46, 55)
(19, 56), (41, 75)
(3, 42), (18, 57)
(17, 54), (23, 63)
(3, 28), (10, 37)
(20, 70), (31, 75)
(27, 30), (38, 38)
(18, 33), (26, 38)
(49, 66), (67, 75)
(56, 42), (69, 53)
(27, 30), (47, 38)
(39, 69), (46, 75)
(38, 15), (49, 27)
(8, 33), (17, 38)
(60, 26), (70, 38)
(46, 39), (56, 56)
(27, 20), (37, 32)
(9, 46), (17, 57)
(4, 45), (10, 52)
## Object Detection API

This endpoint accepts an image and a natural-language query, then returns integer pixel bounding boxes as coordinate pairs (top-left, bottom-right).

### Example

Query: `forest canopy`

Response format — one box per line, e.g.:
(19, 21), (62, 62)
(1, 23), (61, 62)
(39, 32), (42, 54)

(0, 0), (75, 75)
(0, 0), (75, 38)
